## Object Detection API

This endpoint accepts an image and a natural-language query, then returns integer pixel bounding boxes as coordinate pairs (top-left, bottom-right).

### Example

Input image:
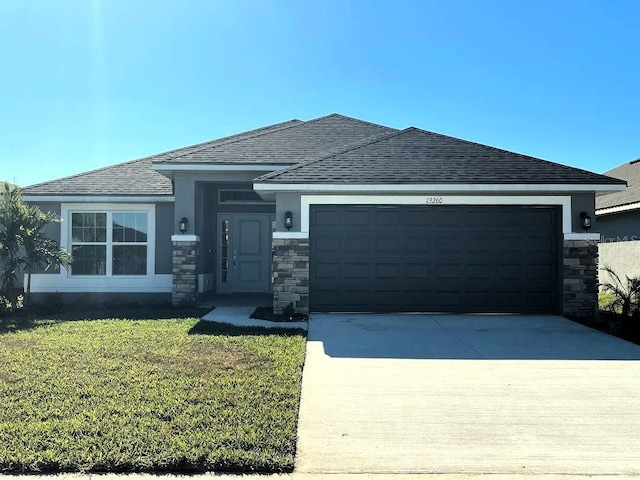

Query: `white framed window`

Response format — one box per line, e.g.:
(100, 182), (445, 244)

(63, 204), (155, 278)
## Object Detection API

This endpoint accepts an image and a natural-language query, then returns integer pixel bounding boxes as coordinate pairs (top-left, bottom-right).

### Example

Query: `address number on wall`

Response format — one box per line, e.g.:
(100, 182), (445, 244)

(425, 197), (444, 204)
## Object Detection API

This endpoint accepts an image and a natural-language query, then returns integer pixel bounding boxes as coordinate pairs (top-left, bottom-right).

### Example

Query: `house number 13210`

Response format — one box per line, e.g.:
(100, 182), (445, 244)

(425, 197), (443, 204)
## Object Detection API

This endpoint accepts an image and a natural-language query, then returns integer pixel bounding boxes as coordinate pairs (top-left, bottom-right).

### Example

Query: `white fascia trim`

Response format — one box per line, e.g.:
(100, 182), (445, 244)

(153, 164), (291, 172)
(22, 195), (174, 203)
(273, 232), (309, 239)
(171, 234), (200, 242)
(255, 183), (626, 193)
(27, 273), (172, 293)
(564, 233), (601, 241)
(300, 195), (573, 234)
(596, 202), (640, 216)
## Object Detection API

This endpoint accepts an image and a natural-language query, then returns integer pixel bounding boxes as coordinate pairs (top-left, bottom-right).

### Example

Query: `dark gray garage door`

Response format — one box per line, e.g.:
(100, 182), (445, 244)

(310, 205), (560, 313)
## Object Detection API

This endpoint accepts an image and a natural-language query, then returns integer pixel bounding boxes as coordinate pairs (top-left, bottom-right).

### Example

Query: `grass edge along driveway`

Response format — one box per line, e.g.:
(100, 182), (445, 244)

(0, 313), (306, 474)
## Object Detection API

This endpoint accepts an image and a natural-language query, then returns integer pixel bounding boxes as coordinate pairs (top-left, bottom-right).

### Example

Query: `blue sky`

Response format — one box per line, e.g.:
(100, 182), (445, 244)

(1, 0), (638, 187)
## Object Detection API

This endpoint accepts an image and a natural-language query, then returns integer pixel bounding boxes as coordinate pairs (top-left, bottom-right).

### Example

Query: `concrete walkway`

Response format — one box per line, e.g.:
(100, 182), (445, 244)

(295, 314), (640, 476)
(201, 303), (307, 330)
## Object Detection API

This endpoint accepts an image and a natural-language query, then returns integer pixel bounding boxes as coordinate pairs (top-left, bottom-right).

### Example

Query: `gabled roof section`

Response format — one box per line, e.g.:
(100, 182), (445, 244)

(21, 119), (303, 196)
(153, 114), (397, 165)
(596, 158), (640, 211)
(256, 127), (627, 186)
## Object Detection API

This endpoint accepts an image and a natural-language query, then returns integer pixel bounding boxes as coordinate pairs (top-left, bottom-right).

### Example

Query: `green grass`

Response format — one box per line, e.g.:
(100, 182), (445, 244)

(0, 313), (306, 474)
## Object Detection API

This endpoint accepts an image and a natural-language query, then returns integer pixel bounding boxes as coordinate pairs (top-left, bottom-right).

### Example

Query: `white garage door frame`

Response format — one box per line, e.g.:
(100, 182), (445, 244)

(301, 195), (571, 234)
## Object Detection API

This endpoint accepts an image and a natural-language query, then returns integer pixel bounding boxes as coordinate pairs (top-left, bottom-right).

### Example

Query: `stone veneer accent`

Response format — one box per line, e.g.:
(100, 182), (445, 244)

(172, 240), (199, 307)
(272, 238), (309, 314)
(563, 239), (599, 318)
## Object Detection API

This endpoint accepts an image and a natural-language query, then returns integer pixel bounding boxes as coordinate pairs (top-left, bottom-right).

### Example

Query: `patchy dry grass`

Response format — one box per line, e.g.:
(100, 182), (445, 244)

(0, 314), (306, 474)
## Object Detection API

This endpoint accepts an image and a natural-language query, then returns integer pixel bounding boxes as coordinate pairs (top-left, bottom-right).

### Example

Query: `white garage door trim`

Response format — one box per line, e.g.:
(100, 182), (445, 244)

(293, 195), (572, 238)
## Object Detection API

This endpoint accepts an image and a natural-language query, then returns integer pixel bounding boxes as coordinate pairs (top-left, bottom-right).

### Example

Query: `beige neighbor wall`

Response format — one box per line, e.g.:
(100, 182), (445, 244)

(598, 240), (640, 288)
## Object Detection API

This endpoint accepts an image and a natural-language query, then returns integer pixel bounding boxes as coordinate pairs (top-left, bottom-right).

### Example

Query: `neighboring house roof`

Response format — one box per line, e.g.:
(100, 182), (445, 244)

(152, 114), (396, 165)
(595, 158), (640, 211)
(256, 127), (626, 185)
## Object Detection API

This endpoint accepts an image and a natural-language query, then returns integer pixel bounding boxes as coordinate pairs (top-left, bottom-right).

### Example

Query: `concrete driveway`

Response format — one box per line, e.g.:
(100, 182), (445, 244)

(295, 314), (640, 476)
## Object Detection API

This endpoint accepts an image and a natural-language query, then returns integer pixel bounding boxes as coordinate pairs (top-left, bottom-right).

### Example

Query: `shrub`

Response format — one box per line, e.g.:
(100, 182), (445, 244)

(599, 265), (640, 318)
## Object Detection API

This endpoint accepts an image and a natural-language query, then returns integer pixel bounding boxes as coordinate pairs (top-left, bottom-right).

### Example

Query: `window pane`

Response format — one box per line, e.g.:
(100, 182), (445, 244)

(71, 245), (106, 275)
(71, 213), (106, 243)
(113, 212), (147, 243)
(112, 245), (147, 275)
(72, 227), (83, 242)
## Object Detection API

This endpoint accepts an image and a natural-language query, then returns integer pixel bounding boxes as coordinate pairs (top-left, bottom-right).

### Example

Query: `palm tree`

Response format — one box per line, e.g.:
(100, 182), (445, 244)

(0, 182), (72, 305)
(0, 183), (25, 295)
(21, 203), (72, 303)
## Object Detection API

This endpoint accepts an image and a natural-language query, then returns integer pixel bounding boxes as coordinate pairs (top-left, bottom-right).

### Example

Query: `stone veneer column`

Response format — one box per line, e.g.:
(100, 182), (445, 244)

(563, 239), (599, 318)
(172, 235), (200, 307)
(272, 238), (309, 314)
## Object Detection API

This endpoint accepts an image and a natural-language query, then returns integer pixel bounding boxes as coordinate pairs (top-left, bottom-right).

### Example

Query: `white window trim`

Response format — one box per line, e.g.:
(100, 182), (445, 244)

(274, 195), (576, 239)
(27, 203), (164, 293)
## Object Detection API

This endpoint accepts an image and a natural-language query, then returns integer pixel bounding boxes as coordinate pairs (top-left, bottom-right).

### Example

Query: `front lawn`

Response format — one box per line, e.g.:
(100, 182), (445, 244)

(0, 312), (306, 473)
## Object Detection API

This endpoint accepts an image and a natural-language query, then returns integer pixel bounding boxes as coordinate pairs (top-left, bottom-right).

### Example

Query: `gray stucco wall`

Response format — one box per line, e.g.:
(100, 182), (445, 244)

(596, 210), (640, 242)
(155, 202), (174, 274)
(570, 193), (595, 233)
(599, 240), (640, 288)
(275, 192), (302, 232)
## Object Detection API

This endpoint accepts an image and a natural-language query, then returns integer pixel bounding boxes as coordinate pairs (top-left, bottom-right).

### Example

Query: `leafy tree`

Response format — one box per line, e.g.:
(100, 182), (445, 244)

(0, 182), (72, 306)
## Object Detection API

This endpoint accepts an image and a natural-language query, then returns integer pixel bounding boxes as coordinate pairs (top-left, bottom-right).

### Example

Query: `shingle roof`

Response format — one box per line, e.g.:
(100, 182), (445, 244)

(256, 127), (627, 185)
(152, 114), (397, 165)
(22, 119), (303, 196)
(22, 158), (173, 196)
(21, 114), (623, 197)
(596, 158), (640, 210)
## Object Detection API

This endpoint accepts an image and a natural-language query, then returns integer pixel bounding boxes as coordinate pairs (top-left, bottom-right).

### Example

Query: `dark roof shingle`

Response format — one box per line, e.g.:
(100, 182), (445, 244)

(153, 114), (396, 165)
(596, 158), (640, 210)
(257, 127), (626, 185)
(22, 119), (303, 196)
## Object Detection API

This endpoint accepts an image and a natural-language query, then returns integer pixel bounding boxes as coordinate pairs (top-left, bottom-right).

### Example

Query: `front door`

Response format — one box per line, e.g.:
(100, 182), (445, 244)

(218, 213), (273, 293)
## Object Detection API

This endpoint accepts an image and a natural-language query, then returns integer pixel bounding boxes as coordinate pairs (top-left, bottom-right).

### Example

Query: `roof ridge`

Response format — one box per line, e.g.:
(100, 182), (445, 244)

(256, 128), (409, 182)
(304, 113), (398, 131)
(158, 119), (304, 163)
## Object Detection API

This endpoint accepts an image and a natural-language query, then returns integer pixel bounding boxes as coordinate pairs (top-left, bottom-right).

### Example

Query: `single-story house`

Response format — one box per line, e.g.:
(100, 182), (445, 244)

(595, 158), (640, 285)
(22, 114), (625, 316)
